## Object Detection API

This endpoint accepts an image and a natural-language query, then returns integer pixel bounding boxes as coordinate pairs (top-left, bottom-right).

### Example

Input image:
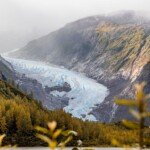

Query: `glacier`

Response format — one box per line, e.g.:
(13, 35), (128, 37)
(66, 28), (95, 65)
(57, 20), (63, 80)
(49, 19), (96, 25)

(3, 56), (109, 121)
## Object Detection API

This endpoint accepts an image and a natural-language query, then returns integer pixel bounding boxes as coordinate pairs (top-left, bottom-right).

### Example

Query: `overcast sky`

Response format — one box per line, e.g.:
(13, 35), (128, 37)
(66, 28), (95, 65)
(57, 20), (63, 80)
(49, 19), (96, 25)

(0, 0), (149, 52)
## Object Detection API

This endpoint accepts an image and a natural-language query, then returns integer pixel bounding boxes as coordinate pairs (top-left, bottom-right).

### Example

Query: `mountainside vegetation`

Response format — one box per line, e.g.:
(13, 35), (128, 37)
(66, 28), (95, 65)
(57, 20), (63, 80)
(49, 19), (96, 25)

(1, 11), (150, 148)
(9, 11), (150, 122)
(0, 79), (139, 147)
(10, 11), (150, 82)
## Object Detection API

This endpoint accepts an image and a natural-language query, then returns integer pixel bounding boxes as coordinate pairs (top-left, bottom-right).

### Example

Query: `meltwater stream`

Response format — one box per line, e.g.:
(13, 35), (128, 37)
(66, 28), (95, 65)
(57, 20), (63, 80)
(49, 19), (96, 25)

(3, 56), (109, 121)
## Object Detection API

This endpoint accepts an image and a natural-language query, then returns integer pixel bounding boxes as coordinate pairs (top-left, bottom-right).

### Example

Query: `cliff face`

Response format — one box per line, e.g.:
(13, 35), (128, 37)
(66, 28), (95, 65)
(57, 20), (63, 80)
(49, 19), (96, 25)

(9, 11), (150, 122)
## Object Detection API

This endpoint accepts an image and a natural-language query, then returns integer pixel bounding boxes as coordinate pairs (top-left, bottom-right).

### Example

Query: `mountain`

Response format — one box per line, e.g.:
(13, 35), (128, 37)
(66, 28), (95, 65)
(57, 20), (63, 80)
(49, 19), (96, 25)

(0, 55), (14, 80)
(3, 57), (109, 121)
(8, 11), (150, 122)
(0, 81), (138, 147)
(0, 61), (137, 147)
(0, 55), (74, 111)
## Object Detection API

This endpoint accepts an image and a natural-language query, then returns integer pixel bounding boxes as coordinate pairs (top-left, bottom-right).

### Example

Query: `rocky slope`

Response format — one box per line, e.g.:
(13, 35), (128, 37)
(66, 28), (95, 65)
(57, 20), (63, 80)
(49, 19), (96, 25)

(0, 56), (72, 110)
(3, 57), (109, 121)
(9, 11), (150, 122)
(0, 55), (14, 80)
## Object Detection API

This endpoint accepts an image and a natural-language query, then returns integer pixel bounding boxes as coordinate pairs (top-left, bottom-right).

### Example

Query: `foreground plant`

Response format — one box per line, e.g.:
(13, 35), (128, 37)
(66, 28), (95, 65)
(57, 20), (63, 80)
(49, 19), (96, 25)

(0, 134), (16, 148)
(35, 121), (77, 149)
(114, 82), (150, 149)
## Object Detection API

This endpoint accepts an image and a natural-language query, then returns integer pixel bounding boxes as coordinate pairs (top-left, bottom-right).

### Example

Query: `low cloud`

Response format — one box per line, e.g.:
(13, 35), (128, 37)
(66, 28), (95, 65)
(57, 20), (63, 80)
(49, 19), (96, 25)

(0, 0), (149, 53)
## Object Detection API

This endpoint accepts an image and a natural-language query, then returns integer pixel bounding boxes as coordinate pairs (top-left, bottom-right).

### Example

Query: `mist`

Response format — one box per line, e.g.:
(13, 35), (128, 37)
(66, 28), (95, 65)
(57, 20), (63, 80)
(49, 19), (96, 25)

(0, 0), (149, 53)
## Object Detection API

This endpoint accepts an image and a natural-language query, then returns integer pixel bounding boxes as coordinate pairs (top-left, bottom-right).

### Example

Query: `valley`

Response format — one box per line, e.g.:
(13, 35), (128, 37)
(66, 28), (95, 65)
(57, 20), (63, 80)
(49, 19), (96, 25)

(3, 56), (109, 121)
(0, 10), (150, 148)
(1, 11), (150, 123)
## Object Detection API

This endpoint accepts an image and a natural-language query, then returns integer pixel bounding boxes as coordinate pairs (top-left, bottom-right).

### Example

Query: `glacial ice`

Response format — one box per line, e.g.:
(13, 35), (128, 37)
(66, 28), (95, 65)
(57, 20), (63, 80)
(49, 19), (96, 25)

(3, 56), (109, 121)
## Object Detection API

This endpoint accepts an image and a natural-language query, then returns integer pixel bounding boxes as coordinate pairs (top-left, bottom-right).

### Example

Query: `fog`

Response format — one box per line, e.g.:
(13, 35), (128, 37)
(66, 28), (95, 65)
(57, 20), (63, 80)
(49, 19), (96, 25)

(0, 0), (149, 53)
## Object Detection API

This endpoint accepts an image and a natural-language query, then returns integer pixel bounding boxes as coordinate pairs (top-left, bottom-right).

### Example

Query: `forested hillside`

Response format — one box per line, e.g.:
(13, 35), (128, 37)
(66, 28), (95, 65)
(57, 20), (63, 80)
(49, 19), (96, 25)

(0, 79), (138, 147)
(9, 11), (150, 122)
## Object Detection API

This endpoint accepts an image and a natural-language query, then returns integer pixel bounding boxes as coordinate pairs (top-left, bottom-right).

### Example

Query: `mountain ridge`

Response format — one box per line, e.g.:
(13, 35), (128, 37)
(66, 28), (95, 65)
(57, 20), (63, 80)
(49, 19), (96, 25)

(7, 11), (150, 122)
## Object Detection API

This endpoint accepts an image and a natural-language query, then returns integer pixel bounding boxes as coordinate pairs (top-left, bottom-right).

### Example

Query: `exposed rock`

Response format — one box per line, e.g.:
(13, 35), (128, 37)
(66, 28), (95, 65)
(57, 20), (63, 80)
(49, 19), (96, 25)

(8, 11), (150, 122)
(45, 82), (71, 93)
(0, 56), (70, 110)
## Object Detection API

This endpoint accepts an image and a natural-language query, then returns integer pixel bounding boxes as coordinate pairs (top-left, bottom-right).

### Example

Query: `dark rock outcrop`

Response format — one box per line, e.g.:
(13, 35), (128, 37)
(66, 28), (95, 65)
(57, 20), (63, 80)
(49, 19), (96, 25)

(45, 82), (71, 93)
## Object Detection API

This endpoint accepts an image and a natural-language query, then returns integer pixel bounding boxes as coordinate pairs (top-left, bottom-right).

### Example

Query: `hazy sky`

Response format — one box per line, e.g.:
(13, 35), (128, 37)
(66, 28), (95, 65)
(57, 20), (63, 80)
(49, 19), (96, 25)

(0, 0), (149, 52)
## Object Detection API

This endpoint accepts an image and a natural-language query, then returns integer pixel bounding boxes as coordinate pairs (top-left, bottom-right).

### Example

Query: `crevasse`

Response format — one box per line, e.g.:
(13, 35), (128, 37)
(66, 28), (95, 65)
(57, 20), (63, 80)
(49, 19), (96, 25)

(3, 56), (109, 121)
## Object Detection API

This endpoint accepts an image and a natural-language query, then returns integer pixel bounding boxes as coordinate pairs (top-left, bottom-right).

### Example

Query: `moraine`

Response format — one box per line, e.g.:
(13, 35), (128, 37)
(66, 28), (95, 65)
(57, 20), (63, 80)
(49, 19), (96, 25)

(3, 56), (109, 121)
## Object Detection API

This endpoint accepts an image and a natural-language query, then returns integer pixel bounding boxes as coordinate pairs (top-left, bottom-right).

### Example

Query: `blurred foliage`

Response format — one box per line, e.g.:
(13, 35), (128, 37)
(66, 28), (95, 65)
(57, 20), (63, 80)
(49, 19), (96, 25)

(0, 79), (142, 147)
(36, 121), (77, 149)
(0, 134), (16, 148)
(115, 82), (150, 149)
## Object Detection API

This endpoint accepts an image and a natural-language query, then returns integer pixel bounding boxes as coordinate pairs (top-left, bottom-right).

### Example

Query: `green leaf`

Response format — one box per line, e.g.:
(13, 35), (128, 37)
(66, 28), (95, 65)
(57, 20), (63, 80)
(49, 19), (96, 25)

(122, 119), (139, 129)
(53, 129), (62, 139)
(129, 109), (141, 120)
(0, 134), (5, 146)
(36, 133), (51, 145)
(115, 99), (137, 106)
(64, 136), (73, 145)
(61, 130), (76, 136)
(35, 126), (49, 134)
(49, 141), (57, 149)
(58, 136), (73, 147)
